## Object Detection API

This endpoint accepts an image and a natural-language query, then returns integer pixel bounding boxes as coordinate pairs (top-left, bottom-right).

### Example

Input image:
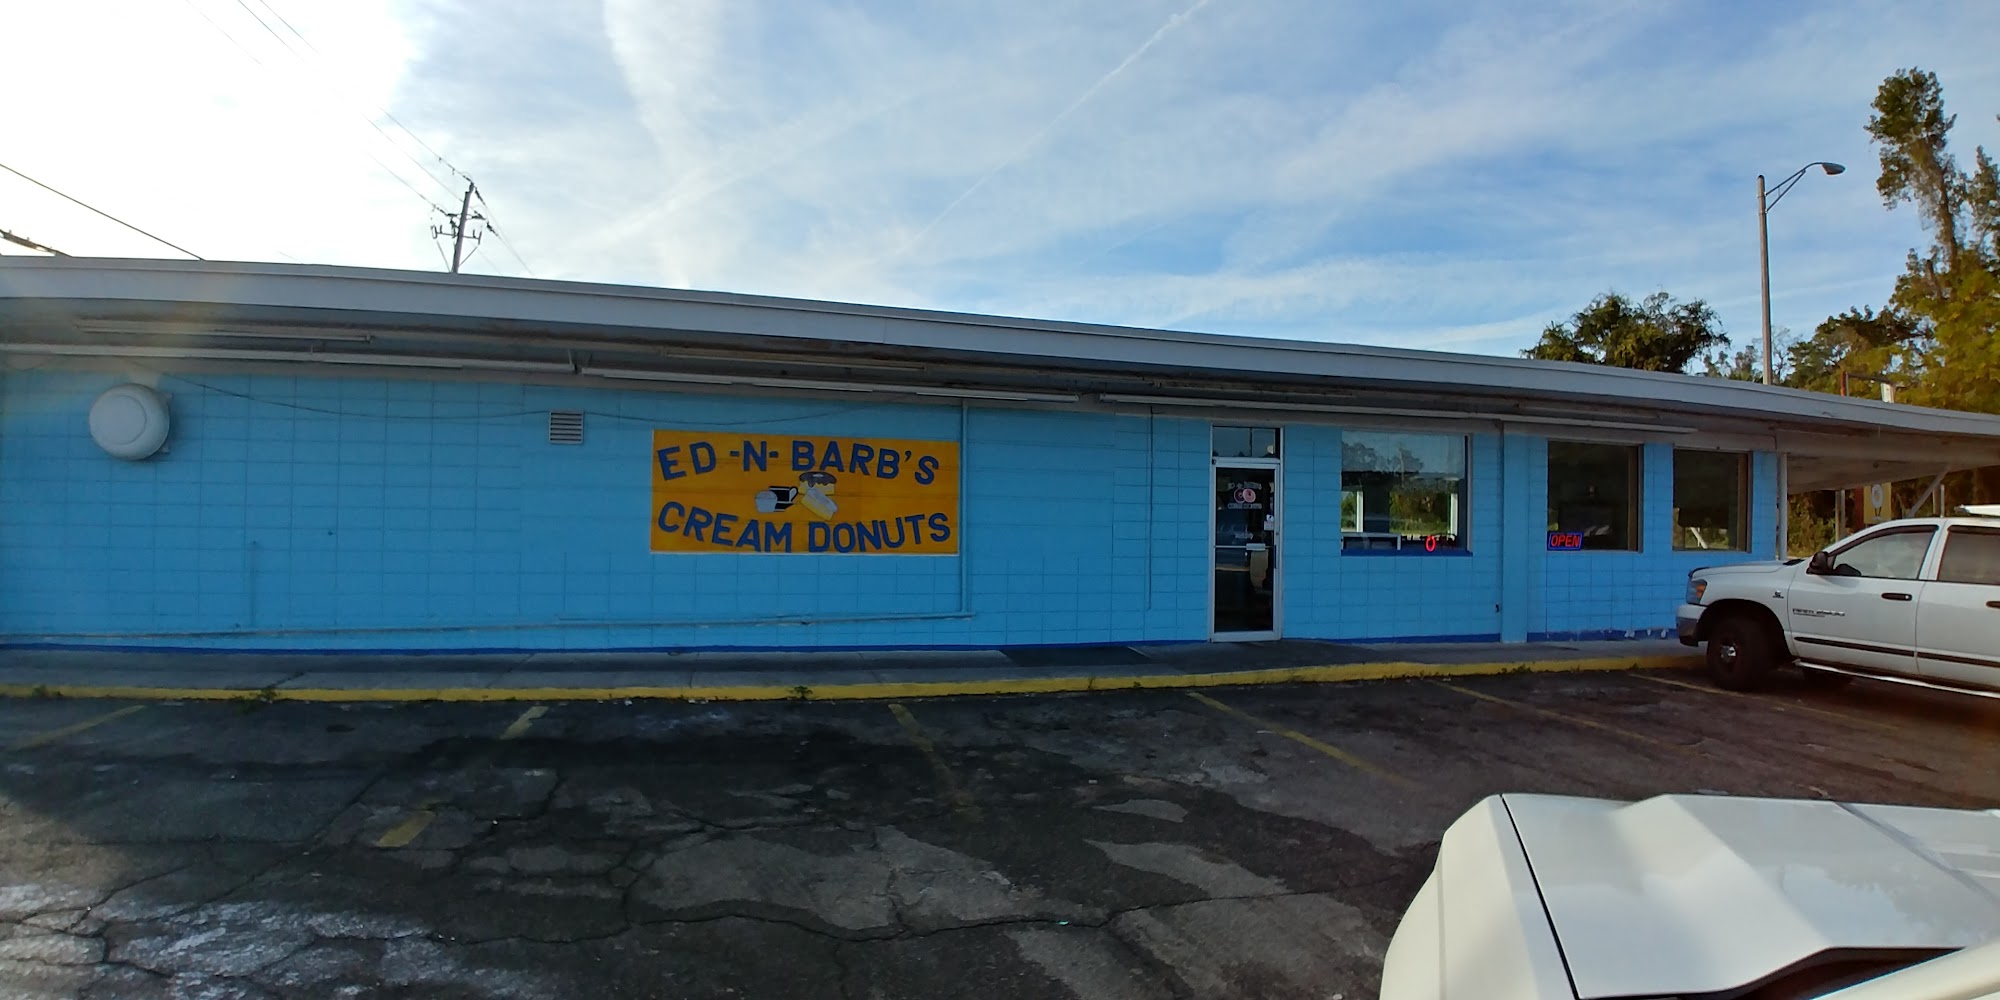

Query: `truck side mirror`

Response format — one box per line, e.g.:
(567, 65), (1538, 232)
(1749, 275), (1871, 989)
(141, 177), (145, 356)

(1807, 551), (1835, 575)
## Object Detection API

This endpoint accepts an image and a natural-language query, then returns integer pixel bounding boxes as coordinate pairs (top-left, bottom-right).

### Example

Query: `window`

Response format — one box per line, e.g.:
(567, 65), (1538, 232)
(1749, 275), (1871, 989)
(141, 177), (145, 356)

(1547, 442), (1640, 551)
(1673, 450), (1747, 550)
(1341, 431), (1466, 551)
(1830, 528), (1935, 580)
(1214, 426), (1279, 459)
(1936, 528), (2000, 585)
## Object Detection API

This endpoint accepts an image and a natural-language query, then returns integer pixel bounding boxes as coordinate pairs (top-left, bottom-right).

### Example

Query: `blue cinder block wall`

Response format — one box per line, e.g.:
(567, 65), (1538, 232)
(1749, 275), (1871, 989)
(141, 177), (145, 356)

(0, 370), (1211, 651)
(1281, 427), (1505, 642)
(1529, 441), (1780, 641)
(0, 368), (1778, 651)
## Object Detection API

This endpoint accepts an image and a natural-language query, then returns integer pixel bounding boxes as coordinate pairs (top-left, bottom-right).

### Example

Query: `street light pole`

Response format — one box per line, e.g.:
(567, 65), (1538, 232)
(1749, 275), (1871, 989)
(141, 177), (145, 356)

(1758, 174), (1773, 385)
(1756, 161), (1845, 387)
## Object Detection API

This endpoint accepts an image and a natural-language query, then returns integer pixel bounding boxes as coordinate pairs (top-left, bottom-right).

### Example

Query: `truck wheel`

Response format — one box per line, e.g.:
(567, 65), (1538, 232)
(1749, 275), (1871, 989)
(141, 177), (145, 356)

(1707, 615), (1776, 691)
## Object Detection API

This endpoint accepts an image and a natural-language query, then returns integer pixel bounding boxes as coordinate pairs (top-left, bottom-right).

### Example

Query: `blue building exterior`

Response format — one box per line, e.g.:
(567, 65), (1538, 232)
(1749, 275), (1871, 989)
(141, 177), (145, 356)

(0, 366), (1778, 652)
(6, 259), (1993, 656)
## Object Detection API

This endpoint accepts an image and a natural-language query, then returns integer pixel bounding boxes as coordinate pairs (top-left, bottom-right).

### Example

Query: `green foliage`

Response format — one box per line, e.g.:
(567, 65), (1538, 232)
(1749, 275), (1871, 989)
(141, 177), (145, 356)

(1524, 291), (1726, 373)
(1905, 265), (2000, 415)
(1787, 497), (1838, 557)
(1781, 306), (1925, 397)
(1860, 69), (2000, 422)
(1868, 68), (1964, 257)
(1700, 342), (1762, 382)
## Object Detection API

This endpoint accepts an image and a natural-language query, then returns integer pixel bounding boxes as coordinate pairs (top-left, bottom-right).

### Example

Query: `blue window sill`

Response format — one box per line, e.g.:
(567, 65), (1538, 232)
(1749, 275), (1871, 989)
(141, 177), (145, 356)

(1340, 548), (1474, 557)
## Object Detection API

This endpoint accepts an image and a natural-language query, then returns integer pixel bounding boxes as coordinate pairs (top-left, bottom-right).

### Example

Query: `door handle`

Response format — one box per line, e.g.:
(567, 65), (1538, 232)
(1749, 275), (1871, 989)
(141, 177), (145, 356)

(1882, 592), (1914, 601)
(1988, 601), (2000, 610)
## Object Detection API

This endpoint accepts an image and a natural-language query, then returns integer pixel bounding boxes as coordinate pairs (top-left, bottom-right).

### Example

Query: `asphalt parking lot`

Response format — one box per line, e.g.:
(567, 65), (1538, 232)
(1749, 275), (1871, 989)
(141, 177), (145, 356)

(3, 668), (1999, 1000)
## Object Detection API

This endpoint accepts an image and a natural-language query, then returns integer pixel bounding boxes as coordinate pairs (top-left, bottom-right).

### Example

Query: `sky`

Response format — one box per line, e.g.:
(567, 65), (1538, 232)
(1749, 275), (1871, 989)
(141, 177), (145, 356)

(4, 0), (1999, 359)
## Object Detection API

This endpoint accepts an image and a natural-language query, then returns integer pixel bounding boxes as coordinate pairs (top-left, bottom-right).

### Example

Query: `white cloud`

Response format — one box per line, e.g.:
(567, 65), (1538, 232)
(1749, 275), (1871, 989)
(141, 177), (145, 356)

(6, 0), (2000, 360)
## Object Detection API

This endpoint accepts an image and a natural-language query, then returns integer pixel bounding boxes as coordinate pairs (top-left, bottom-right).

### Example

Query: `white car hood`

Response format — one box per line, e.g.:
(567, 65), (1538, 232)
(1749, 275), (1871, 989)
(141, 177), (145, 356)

(1694, 559), (1795, 576)
(1507, 793), (2000, 999)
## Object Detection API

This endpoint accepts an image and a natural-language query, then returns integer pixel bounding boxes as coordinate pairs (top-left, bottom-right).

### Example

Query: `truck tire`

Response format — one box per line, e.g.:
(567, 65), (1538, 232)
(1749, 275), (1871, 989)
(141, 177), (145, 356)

(1707, 615), (1777, 691)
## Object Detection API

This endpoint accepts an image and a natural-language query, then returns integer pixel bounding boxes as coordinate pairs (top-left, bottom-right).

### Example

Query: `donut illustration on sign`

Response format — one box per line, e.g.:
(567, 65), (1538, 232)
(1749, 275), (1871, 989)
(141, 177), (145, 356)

(795, 471), (839, 519)
(752, 471), (839, 519)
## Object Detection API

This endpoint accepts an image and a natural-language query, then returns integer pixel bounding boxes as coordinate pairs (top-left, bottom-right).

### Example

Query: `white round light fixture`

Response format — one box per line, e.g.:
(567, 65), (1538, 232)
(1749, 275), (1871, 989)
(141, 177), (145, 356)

(88, 384), (171, 460)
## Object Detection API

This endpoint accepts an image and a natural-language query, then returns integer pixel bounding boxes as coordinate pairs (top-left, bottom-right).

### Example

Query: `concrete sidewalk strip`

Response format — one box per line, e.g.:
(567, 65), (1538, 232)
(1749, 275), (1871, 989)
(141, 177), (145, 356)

(0, 641), (1701, 703)
(277, 670), (511, 691)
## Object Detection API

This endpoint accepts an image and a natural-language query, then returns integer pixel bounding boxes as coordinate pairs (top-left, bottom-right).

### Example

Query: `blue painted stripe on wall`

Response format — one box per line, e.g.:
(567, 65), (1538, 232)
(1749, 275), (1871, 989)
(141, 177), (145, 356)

(0, 631), (1517, 656)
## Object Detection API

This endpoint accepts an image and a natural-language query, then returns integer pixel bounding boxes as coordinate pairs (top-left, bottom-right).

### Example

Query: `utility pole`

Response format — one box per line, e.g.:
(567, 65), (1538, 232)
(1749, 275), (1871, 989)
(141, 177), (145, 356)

(433, 179), (483, 273)
(1755, 161), (1844, 386)
(1757, 174), (1773, 385)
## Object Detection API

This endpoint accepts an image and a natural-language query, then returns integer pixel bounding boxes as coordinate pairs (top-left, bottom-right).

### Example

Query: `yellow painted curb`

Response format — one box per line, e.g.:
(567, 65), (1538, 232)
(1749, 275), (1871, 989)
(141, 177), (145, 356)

(0, 653), (1700, 704)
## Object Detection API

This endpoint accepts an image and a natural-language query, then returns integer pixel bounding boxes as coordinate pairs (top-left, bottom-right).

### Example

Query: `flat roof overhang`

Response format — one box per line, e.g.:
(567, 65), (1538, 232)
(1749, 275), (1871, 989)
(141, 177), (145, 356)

(4, 258), (1998, 493)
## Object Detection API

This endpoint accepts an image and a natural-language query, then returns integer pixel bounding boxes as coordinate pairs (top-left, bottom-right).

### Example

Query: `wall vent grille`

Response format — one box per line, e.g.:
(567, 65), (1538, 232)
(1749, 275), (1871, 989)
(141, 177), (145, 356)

(548, 410), (584, 445)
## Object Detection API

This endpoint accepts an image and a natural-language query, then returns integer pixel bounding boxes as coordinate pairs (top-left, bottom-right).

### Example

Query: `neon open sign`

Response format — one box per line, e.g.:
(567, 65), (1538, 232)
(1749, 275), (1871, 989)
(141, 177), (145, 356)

(1547, 531), (1585, 551)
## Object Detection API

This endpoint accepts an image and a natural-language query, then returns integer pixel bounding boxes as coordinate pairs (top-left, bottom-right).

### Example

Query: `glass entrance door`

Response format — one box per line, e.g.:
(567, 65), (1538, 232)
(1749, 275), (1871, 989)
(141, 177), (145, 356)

(1214, 467), (1278, 636)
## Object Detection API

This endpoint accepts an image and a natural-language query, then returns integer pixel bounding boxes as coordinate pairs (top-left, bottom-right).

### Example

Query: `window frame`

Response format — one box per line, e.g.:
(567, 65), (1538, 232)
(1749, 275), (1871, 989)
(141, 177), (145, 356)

(1212, 425), (1281, 461)
(1825, 525), (1938, 581)
(1546, 440), (1644, 553)
(1337, 430), (1470, 555)
(1670, 448), (1749, 552)
(1934, 526), (2000, 586)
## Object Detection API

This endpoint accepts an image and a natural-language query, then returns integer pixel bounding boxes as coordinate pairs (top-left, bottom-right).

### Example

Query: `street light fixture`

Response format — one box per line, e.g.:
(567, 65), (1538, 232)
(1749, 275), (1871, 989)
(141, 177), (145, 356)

(1758, 161), (1845, 385)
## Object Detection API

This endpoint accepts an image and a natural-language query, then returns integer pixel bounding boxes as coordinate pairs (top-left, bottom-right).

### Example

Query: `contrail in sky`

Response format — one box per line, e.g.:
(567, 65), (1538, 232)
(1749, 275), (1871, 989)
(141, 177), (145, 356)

(890, 0), (1216, 259)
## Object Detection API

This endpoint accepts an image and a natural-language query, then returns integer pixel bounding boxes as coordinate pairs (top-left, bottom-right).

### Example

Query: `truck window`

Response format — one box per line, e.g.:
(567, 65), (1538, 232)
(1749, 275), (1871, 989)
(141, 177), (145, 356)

(1831, 528), (1935, 580)
(1936, 528), (2000, 586)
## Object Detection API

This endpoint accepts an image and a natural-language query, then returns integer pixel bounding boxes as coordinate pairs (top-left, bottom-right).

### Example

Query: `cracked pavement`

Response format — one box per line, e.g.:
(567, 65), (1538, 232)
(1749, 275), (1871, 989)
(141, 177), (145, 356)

(3, 668), (1998, 998)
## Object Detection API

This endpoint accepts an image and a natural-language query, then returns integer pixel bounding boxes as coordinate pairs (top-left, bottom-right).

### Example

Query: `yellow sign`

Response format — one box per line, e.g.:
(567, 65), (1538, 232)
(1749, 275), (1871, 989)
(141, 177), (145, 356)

(1863, 482), (1894, 525)
(650, 431), (960, 554)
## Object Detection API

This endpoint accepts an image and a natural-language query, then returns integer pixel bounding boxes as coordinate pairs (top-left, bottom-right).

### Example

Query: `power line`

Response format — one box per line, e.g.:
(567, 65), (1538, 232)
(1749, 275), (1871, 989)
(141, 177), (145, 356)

(472, 189), (536, 277)
(177, 0), (534, 273)
(244, 0), (468, 189)
(226, 0), (461, 197)
(177, 0), (450, 215)
(481, 221), (535, 277)
(0, 162), (202, 259)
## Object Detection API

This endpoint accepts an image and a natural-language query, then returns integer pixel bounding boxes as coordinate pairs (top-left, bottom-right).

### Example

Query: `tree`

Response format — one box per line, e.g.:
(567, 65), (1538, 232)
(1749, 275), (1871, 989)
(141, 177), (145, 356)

(1523, 291), (1726, 372)
(1865, 68), (1999, 413)
(1782, 306), (1925, 397)
(1865, 70), (2000, 418)
(1867, 69), (1965, 270)
(1701, 341), (1765, 382)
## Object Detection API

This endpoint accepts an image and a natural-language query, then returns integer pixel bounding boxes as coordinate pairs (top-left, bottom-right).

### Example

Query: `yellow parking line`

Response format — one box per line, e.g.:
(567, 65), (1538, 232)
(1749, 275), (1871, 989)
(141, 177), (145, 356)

(1187, 692), (1412, 787)
(498, 705), (547, 740)
(888, 703), (982, 823)
(1631, 673), (1901, 733)
(8, 705), (145, 751)
(373, 809), (437, 849)
(1431, 680), (1688, 752)
(1632, 672), (1896, 736)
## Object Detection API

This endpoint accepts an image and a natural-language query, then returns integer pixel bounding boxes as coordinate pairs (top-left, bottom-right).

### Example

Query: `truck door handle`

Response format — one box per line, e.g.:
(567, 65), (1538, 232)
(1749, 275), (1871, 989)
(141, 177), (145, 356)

(1882, 592), (1913, 601)
(1988, 601), (2000, 610)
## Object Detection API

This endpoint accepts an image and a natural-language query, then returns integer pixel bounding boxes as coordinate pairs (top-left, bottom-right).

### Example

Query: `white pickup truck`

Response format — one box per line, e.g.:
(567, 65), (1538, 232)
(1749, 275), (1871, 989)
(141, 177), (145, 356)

(1676, 508), (2000, 692)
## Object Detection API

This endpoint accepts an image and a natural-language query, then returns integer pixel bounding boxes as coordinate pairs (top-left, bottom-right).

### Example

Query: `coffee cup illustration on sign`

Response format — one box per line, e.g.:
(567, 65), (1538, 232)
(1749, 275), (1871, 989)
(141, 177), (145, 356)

(754, 487), (796, 513)
(795, 471), (838, 519)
